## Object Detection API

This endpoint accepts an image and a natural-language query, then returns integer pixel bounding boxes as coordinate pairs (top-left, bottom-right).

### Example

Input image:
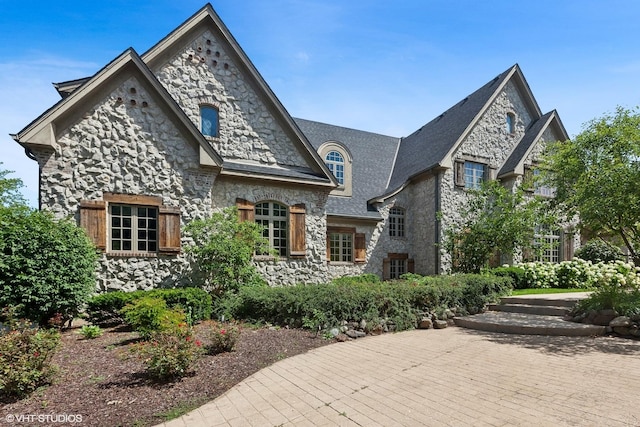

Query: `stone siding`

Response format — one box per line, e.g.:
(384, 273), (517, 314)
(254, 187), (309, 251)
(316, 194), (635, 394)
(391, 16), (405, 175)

(153, 29), (308, 167)
(33, 75), (218, 291)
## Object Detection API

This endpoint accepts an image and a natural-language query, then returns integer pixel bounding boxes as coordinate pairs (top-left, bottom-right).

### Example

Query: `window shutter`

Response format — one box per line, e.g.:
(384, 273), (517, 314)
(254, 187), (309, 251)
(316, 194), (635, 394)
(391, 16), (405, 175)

(407, 258), (415, 274)
(382, 258), (390, 281)
(326, 233), (331, 261)
(523, 166), (534, 192)
(562, 231), (574, 261)
(354, 232), (366, 263)
(79, 200), (106, 250)
(454, 160), (465, 187)
(236, 198), (255, 222)
(159, 206), (181, 254)
(289, 203), (306, 257)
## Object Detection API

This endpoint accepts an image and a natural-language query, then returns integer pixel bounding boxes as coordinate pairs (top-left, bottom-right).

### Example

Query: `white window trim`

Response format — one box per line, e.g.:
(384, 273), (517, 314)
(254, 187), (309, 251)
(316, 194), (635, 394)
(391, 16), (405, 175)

(318, 141), (352, 197)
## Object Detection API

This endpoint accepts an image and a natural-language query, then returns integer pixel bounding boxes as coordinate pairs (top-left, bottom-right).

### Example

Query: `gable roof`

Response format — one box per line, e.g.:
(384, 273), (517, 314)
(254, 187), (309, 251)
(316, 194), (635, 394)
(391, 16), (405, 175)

(295, 118), (400, 219)
(141, 3), (336, 187)
(383, 64), (541, 197)
(499, 110), (569, 177)
(12, 48), (224, 167)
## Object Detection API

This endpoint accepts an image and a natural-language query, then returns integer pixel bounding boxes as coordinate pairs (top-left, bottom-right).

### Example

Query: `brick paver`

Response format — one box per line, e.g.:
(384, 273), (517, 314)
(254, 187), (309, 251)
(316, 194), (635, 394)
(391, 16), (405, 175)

(160, 328), (640, 426)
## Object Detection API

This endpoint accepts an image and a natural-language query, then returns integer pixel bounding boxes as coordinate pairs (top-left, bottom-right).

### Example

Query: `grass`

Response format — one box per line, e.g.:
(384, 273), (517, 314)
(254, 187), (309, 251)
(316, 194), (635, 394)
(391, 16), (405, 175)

(511, 288), (591, 296)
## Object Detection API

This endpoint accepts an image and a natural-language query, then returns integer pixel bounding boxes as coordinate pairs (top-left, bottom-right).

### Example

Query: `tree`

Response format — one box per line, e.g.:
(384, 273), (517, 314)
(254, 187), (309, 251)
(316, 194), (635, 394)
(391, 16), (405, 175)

(442, 180), (556, 273)
(185, 207), (269, 296)
(0, 163), (27, 210)
(542, 106), (640, 264)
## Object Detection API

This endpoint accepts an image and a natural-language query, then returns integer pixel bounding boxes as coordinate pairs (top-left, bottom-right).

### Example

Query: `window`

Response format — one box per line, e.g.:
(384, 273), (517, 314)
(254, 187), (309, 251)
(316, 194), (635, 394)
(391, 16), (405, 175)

(506, 112), (515, 134)
(383, 253), (414, 280)
(110, 205), (158, 252)
(79, 193), (181, 255)
(389, 207), (405, 237)
(533, 168), (555, 197)
(464, 162), (485, 190)
(534, 226), (560, 263)
(326, 226), (366, 263)
(329, 232), (353, 262)
(255, 201), (288, 256)
(325, 150), (345, 185)
(200, 105), (219, 137)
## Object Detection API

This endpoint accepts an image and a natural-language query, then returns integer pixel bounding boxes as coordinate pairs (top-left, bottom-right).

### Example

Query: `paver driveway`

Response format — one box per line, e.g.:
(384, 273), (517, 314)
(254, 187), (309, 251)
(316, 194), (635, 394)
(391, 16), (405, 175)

(160, 327), (640, 426)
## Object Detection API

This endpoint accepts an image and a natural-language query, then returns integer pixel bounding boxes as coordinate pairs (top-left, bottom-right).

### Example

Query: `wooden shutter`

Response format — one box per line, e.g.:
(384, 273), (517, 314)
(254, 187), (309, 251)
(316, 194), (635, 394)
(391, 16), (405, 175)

(523, 166), (534, 192)
(326, 233), (331, 261)
(79, 200), (106, 250)
(407, 258), (415, 274)
(159, 206), (181, 254)
(236, 198), (255, 222)
(562, 231), (574, 261)
(354, 232), (366, 263)
(382, 258), (390, 281)
(289, 203), (306, 257)
(454, 160), (465, 187)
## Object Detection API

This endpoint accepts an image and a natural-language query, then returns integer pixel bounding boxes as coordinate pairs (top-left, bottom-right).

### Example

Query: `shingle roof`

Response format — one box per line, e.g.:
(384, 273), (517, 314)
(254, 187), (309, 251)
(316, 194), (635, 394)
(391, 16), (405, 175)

(385, 65), (517, 193)
(294, 118), (400, 219)
(499, 110), (555, 177)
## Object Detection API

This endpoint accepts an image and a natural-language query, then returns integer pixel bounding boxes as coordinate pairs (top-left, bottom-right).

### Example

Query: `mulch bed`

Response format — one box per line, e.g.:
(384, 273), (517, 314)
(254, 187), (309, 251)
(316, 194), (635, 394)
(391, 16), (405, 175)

(1, 324), (331, 427)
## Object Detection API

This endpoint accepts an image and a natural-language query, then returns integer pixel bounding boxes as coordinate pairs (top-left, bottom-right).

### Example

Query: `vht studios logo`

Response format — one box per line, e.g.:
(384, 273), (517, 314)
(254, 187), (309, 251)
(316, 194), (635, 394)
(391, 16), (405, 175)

(5, 413), (83, 424)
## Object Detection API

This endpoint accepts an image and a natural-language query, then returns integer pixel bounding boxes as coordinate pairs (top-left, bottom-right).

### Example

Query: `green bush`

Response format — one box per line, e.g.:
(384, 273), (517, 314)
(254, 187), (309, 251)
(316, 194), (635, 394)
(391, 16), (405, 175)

(330, 274), (381, 286)
(218, 274), (511, 331)
(573, 285), (640, 318)
(486, 266), (528, 289)
(0, 209), (98, 325)
(202, 321), (240, 354)
(77, 325), (103, 339)
(575, 240), (623, 263)
(86, 288), (212, 326)
(120, 297), (186, 340)
(0, 324), (60, 398)
(130, 325), (203, 380)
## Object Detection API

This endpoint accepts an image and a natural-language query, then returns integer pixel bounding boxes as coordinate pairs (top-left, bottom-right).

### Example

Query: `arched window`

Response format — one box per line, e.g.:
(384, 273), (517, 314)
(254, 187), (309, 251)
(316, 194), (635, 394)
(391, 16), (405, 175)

(200, 105), (219, 137)
(389, 207), (405, 237)
(325, 150), (345, 185)
(506, 112), (515, 134)
(255, 201), (288, 256)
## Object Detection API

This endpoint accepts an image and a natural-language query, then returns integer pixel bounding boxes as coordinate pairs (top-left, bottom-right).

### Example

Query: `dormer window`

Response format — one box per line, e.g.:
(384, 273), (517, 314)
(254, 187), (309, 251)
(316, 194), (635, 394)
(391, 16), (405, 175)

(325, 151), (345, 185)
(200, 105), (219, 137)
(506, 112), (515, 134)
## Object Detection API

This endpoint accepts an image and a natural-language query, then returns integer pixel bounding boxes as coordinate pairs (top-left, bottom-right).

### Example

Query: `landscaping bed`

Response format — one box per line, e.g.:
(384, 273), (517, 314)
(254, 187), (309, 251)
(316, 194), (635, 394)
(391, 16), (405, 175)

(0, 323), (330, 427)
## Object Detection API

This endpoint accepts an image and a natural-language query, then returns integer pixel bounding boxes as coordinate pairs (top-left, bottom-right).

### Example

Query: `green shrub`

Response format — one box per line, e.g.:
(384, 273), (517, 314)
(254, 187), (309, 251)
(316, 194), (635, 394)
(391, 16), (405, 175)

(0, 324), (60, 398)
(86, 288), (212, 326)
(120, 297), (186, 340)
(573, 285), (640, 317)
(486, 266), (528, 289)
(575, 240), (623, 263)
(131, 325), (203, 380)
(202, 321), (240, 354)
(78, 325), (103, 339)
(330, 274), (381, 286)
(218, 274), (512, 331)
(0, 209), (98, 326)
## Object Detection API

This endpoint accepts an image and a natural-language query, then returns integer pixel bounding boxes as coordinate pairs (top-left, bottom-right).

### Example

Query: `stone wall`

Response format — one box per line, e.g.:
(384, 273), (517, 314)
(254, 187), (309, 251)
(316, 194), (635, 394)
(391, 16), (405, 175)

(32, 75), (218, 292)
(152, 29), (309, 168)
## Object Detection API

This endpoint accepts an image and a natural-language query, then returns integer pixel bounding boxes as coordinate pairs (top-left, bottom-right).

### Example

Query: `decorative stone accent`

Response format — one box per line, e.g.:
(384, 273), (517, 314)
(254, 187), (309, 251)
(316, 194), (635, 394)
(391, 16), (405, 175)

(418, 318), (433, 329)
(433, 320), (448, 329)
(570, 311), (640, 338)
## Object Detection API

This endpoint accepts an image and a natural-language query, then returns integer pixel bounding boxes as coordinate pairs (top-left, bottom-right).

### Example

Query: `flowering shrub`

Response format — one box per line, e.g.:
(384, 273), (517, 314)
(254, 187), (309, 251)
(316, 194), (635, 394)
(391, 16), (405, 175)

(0, 324), (60, 398)
(131, 324), (203, 380)
(517, 260), (640, 290)
(202, 321), (240, 355)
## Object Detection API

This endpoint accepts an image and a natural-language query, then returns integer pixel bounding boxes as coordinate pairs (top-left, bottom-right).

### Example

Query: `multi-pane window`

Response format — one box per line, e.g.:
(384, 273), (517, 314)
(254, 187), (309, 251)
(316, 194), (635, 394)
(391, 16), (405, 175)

(389, 258), (407, 279)
(255, 202), (288, 256)
(534, 226), (560, 263)
(110, 205), (158, 253)
(389, 207), (405, 237)
(533, 168), (555, 197)
(325, 150), (345, 185)
(329, 232), (353, 262)
(464, 161), (485, 190)
(200, 106), (219, 137)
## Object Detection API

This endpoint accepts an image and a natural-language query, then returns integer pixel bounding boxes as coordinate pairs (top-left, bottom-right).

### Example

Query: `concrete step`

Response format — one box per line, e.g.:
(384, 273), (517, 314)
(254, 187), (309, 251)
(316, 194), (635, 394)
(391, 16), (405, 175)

(453, 312), (606, 336)
(499, 295), (584, 308)
(487, 303), (569, 317)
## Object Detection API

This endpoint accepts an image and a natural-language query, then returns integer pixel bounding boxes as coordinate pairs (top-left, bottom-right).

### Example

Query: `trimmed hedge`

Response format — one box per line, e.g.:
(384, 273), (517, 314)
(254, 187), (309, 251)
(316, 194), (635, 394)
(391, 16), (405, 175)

(215, 274), (512, 331)
(485, 266), (528, 289)
(86, 288), (212, 326)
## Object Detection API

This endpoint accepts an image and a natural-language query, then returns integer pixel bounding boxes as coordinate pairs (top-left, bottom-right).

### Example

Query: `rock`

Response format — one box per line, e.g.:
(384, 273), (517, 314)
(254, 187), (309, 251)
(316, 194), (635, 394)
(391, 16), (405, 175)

(370, 324), (383, 335)
(609, 316), (631, 328)
(359, 319), (367, 331)
(630, 326), (640, 338)
(345, 330), (358, 339)
(354, 330), (366, 338)
(433, 320), (448, 329)
(329, 328), (340, 338)
(445, 309), (454, 319)
(418, 318), (433, 329)
(630, 314), (640, 322)
(613, 327), (632, 336)
(592, 310), (619, 326)
(336, 333), (348, 342)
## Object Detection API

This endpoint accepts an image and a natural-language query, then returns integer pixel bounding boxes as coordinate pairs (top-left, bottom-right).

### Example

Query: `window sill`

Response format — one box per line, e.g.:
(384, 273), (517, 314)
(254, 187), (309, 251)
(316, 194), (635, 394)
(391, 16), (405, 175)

(327, 261), (354, 266)
(106, 252), (158, 258)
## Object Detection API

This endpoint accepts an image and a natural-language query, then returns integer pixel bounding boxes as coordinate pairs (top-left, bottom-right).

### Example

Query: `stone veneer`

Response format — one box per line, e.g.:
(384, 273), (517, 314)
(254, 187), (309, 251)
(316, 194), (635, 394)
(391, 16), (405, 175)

(153, 29), (309, 168)
(32, 75), (218, 291)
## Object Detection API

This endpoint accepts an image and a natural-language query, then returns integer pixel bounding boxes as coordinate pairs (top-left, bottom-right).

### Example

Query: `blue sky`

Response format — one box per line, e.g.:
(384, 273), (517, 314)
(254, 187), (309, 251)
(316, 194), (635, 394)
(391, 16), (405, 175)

(2, 0), (639, 206)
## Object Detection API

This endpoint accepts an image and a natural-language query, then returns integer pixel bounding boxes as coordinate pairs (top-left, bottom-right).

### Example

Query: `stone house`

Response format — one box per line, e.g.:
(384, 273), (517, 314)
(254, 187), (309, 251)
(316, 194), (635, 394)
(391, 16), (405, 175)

(11, 4), (573, 290)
